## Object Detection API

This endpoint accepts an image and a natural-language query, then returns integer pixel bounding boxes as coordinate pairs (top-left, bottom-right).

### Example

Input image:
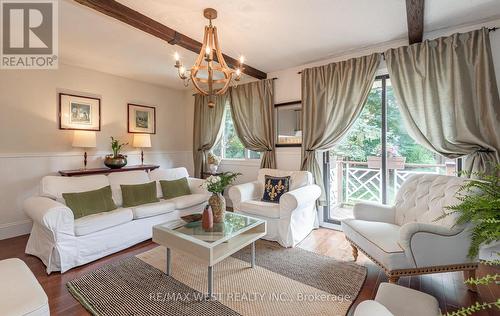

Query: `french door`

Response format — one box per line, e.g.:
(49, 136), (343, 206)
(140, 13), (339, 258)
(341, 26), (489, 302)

(323, 75), (457, 225)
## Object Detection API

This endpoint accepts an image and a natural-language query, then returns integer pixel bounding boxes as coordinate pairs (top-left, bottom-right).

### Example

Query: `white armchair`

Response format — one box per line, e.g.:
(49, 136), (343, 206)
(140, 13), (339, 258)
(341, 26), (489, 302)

(228, 169), (321, 247)
(342, 174), (478, 286)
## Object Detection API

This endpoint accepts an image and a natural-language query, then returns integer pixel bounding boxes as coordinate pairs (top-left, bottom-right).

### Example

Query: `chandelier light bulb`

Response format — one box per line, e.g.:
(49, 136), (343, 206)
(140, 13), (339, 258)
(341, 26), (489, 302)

(179, 66), (186, 75)
(205, 46), (211, 56)
(239, 56), (245, 64)
(174, 52), (180, 61)
(236, 68), (241, 76)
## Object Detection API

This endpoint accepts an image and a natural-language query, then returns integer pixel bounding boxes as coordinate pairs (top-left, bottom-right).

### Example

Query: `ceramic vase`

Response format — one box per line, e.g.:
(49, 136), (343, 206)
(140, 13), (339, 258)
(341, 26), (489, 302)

(202, 205), (213, 231)
(209, 193), (226, 223)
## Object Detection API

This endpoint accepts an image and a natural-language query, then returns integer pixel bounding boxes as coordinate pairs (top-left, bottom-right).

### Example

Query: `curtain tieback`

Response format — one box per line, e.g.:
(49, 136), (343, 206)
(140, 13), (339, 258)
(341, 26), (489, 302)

(305, 149), (315, 152)
(476, 148), (493, 153)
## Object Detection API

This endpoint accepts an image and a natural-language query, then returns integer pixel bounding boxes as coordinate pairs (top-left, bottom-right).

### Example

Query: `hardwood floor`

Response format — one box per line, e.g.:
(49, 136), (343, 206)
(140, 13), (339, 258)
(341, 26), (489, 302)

(1, 229), (497, 316)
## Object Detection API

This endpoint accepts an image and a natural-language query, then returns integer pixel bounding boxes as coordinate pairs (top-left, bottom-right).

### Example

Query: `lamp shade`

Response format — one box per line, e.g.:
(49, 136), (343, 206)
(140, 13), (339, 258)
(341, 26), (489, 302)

(133, 134), (151, 148)
(72, 131), (96, 148)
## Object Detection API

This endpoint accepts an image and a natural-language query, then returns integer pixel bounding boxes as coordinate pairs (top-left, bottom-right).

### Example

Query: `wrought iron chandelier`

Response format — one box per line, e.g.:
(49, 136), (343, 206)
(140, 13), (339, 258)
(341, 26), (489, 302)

(174, 8), (244, 108)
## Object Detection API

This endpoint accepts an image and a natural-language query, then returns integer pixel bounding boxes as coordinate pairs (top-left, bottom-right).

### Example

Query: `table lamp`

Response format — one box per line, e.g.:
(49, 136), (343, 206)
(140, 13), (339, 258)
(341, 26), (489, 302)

(133, 134), (151, 165)
(72, 130), (97, 170)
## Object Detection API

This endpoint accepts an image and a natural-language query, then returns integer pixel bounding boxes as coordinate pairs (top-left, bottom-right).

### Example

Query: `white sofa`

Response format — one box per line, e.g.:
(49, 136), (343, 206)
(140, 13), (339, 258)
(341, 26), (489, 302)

(24, 167), (209, 274)
(228, 169), (321, 247)
(342, 174), (477, 284)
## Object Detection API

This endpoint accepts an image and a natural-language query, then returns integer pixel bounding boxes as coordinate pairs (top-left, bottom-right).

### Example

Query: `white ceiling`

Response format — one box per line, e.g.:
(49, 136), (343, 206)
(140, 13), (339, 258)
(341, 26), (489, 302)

(60, 0), (500, 88)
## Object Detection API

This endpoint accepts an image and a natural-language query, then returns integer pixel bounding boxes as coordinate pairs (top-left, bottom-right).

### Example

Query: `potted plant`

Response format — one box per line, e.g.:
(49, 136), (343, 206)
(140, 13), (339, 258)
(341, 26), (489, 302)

(201, 172), (240, 223)
(207, 152), (221, 174)
(104, 137), (129, 169)
(437, 165), (499, 315)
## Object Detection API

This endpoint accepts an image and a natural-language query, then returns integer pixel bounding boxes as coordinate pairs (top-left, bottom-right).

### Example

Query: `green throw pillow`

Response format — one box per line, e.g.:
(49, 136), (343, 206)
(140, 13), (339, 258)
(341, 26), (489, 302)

(62, 185), (117, 219)
(121, 181), (159, 207)
(160, 177), (192, 199)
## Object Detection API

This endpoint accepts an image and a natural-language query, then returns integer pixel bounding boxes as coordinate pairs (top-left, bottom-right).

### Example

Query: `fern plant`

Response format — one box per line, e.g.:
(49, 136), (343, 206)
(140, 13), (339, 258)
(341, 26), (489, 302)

(442, 164), (500, 259)
(440, 164), (500, 316)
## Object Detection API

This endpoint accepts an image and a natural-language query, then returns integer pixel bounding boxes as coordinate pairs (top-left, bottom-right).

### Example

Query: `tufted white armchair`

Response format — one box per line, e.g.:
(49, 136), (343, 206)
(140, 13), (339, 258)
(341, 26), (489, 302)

(341, 174), (478, 286)
(228, 169), (321, 247)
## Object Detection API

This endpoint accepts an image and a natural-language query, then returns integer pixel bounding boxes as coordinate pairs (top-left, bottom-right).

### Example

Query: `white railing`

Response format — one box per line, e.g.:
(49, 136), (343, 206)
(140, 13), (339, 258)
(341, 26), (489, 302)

(329, 159), (453, 206)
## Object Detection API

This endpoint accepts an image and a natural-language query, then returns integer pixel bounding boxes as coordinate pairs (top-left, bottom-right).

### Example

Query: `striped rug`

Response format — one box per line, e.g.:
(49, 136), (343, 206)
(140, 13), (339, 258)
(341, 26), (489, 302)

(67, 240), (366, 316)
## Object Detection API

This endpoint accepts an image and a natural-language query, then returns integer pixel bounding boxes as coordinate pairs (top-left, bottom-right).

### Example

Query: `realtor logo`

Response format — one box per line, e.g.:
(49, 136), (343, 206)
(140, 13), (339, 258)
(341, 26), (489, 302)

(1, 0), (58, 69)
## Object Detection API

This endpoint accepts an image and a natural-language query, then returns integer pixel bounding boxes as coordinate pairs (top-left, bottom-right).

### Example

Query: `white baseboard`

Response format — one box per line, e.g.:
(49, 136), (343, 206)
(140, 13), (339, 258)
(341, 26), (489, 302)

(0, 220), (32, 240)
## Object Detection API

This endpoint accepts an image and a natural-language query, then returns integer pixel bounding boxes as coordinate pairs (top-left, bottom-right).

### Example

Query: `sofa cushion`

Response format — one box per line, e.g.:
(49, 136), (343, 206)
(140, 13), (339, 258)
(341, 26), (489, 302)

(341, 219), (412, 270)
(261, 175), (290, 203)
(149, 167), (190, 198)
(160, 178), (191, 199)
(0, 258), (49, 316)
(62, 185), (117, 219)
(108, 171), (150, 206)
(41, 175), (109, 203)
(258, 168), (312, 191)
(239, 199), (281, 219)
(167, 193), (210, 210)
(131, 200), (176, 219)
(74, 208), (133, 236)
(121, 181), (159, 207)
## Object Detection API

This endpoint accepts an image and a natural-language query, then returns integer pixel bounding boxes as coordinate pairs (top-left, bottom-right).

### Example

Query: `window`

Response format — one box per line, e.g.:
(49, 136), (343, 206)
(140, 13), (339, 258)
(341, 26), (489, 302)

(212, 104), (261, 160)
(324, 75), (457, 224)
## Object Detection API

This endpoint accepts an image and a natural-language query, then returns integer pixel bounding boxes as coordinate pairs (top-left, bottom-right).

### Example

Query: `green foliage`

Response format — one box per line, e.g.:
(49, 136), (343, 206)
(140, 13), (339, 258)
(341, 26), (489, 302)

(438, 165), (500, 259)
(202, 172), (241, 194)
(464, 274), (498, 286)
(110, 137), (128, 158)
(443, 300), (500, 316)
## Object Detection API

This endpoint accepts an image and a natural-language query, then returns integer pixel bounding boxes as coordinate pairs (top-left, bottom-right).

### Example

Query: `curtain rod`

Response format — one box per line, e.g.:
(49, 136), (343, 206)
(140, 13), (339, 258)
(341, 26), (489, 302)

(191, 77), (277, 96)
(297, 27), (499, 74)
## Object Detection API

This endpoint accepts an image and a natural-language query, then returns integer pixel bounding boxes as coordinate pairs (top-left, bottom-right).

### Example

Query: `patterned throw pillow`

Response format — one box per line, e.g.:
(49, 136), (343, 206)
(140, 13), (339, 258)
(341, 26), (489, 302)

(261, 175), (290, 203)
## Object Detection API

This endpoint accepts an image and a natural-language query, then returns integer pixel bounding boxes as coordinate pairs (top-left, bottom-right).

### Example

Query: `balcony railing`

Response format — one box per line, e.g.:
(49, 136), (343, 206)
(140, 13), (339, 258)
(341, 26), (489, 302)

(329, 158), (456, 207)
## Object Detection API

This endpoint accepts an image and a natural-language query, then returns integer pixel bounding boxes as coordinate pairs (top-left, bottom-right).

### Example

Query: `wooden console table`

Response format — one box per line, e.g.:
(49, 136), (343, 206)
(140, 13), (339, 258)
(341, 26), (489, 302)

(59, 164), (160, 177)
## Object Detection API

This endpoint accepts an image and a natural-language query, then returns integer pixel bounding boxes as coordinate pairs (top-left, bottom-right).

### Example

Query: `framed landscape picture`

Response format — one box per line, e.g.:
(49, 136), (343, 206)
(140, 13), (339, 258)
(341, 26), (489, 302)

(128, 103), (156, 134)
(59, 93), (101, 131)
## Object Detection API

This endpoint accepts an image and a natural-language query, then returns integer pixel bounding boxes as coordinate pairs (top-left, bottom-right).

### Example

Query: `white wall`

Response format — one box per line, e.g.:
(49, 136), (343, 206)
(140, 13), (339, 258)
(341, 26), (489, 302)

(0, 64), (193, 239)
(218, 18), (500, 189)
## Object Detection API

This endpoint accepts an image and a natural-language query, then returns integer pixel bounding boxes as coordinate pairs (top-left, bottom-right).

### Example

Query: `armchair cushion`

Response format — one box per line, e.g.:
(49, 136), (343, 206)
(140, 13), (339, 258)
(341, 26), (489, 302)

(261, 175), (290, 203)
(257, 168), (312, 191)
(228, 181), (262, 207)
(239, 200), (281, 219)
(342, 219), (412, 270)
(74, 208), (133, 236)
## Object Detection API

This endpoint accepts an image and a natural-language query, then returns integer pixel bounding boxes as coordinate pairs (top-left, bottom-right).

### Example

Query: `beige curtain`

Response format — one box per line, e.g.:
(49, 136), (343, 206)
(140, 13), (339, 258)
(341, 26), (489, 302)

(301, 53), (381, 203)
(385, 28), (500, 176)
(229, 79), (276, 168)
(193, 94), (228, 177)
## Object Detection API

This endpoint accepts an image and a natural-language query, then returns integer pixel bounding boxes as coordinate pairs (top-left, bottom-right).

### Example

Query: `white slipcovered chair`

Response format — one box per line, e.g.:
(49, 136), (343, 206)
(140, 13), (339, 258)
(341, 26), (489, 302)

(342, 174), (477, 285)
(228, 169), (321, 247)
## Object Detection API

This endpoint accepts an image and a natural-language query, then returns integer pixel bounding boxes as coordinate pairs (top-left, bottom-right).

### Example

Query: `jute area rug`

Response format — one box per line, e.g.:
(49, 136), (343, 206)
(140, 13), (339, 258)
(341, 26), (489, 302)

(67, 240), (366, 316)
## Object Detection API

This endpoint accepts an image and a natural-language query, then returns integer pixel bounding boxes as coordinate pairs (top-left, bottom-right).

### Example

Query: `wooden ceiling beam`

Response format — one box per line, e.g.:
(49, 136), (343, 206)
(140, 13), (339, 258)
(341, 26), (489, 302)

(405, 0), (425, 44)
(73, 0), (267, 79)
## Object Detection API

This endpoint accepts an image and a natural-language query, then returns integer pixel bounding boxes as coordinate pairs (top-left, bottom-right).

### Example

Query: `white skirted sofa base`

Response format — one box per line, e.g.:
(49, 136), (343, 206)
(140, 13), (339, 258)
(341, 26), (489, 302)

(228, 169), (321, 248)
(342, 174), (478, 286)
(24, 167), (209, 274)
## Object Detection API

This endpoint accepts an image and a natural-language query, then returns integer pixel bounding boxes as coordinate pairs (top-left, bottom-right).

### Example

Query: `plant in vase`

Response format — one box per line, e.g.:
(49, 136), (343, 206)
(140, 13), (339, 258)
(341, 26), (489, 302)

(201, 172), (240, 223)
(104, 137), (129, 169)
(207, 152), (221, 174)
(436, 165), (500, 316)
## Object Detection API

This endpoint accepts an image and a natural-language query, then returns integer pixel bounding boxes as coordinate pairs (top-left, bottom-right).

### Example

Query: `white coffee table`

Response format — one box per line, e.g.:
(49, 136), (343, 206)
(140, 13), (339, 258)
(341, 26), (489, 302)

(153, 212), (266, 298)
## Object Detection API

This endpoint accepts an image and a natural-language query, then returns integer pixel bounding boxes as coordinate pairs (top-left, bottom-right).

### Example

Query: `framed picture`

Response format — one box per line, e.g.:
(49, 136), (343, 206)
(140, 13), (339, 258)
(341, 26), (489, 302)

(128, 103), (156, 134)
(59, 93), (101, 131)
(275, 100), (302, 147)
